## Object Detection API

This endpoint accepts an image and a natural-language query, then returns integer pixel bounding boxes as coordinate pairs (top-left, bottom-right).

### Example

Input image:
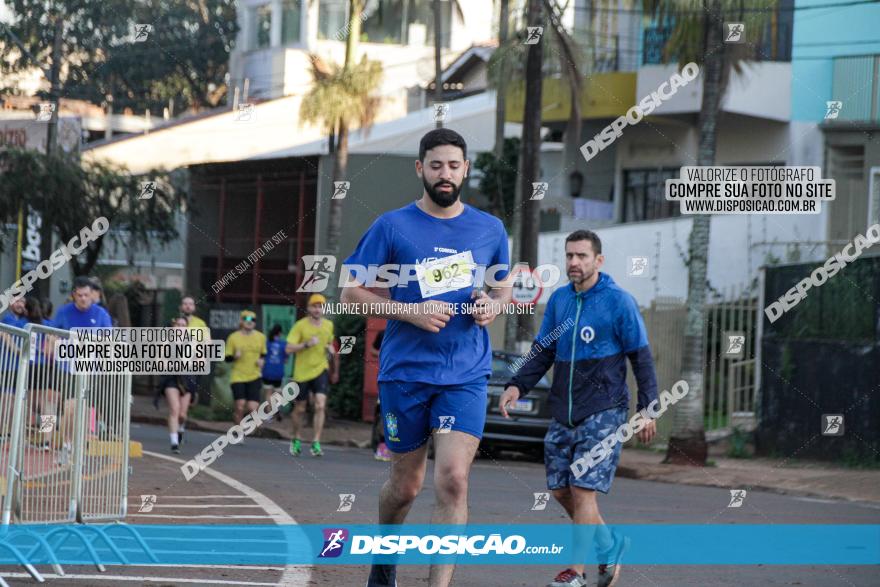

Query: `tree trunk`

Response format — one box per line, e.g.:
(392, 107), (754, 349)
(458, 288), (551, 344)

(324, 120), (349, 301)
(31, 16), (64, 298)
(322, 0), (362, 300)
(665, 0), (725, 466)
(514, 0), (544, 349)
(492, 0), (509, 220)
(433, 0), (443, 128)
(503, 153), (524, 352)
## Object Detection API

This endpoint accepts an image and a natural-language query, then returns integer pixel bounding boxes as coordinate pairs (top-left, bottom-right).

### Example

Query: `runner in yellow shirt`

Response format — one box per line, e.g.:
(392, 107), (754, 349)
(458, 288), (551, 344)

(225, 310), (266, 431)
(181, 295), (211, 337)
(286, 294), (339, 457)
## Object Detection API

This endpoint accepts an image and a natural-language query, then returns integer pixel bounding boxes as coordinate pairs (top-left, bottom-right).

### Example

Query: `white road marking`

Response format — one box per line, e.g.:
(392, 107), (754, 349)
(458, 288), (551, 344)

(0, 572), (278, 586)
(134, 494), (253, 499)
(133, 504), (266, 508)
(129, 514), (274, 519)
(143, 450), (310, 586)
(124, 564), (286, 571)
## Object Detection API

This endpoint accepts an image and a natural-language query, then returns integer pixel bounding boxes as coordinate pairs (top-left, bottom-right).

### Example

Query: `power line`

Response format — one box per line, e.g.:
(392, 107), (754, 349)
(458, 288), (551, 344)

(570, 0), (879, 16)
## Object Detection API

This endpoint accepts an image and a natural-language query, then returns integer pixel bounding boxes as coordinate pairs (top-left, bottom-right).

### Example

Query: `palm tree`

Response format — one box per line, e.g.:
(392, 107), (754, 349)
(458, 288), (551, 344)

(643, 0), (777, 464)
(487, 0), (586, 350)
(299, 0), (382, 300)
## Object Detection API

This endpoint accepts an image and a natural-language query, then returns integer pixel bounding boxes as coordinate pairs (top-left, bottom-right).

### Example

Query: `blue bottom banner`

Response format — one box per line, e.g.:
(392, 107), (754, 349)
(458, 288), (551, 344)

(0, 524), (877, 566)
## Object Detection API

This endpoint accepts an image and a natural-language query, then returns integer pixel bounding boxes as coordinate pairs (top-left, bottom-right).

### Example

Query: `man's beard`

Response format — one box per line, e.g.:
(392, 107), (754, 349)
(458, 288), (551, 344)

(568, 268), (595, 285)
(423, 177), (462, 208)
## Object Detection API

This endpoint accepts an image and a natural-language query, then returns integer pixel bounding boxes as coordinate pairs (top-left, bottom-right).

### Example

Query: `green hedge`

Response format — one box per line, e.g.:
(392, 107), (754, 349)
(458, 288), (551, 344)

(329, 313), (366, 420)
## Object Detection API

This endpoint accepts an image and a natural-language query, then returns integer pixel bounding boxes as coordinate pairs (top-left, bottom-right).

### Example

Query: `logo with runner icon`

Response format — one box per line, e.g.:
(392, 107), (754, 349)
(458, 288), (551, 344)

(437, 415), (455, 433)
(318, 528), (348, 558)
(298, 255), (337, 293)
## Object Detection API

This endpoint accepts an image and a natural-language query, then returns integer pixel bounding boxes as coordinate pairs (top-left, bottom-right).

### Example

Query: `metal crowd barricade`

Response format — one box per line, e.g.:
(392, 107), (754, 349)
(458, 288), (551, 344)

(14, 324), (80, 525)
(76, 370), (132, 522)
(0, 323), (29, 527)
(1, 323), (142, 584)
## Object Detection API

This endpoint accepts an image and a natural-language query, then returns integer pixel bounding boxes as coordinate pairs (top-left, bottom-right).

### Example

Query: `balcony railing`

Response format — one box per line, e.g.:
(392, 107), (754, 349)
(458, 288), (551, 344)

(643, 19), (792, 65)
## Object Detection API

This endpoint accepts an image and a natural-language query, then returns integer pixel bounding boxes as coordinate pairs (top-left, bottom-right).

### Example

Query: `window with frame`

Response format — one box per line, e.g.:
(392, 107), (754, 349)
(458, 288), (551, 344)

(251, 3), (272, 49)
(622, 167), (680, 222)
(318, 0), (451, 46)
(281, 0), (302, 45)
(318, 0), (348, 40)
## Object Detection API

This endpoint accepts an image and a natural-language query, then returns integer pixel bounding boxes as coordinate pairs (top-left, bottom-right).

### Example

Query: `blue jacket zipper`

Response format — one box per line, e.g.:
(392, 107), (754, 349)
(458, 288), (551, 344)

(567, 295), (583, 427)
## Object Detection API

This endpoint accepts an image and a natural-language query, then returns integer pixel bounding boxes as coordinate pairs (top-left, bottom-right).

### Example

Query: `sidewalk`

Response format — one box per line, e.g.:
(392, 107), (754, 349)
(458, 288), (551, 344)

(131, 394), (880, 504)
(618, 449), (880, 504)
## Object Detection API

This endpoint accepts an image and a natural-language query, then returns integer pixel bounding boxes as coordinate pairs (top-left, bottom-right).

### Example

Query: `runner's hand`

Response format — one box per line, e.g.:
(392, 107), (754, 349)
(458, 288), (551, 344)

(234, 349), (242, 359)
(257, 358), (264, 369)
(499, 386), (521, 419)
(308, 336), (319, 348)
(637, 419), (657, 444)
(408, 301), (455, 333)
(472, 291), (500, 326)
(330, 372), (339, 384)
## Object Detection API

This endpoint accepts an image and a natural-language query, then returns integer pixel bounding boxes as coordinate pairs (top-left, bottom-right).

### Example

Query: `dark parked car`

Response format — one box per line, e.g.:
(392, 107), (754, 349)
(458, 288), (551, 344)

(482, 350), (552, 455)
(370, 351), (552, 457)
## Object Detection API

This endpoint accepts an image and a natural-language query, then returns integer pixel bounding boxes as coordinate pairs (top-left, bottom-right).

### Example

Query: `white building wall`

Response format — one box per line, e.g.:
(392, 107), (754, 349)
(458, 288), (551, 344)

(636, 62), (792, 121)
(230, 0), (495, 103)
(533, 212), (828, 309)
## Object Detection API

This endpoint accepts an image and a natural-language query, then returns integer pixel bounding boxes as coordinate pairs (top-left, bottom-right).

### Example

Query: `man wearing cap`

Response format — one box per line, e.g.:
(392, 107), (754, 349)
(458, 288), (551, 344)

(225, 310), (266, 428)
(286, 293), (338, 457)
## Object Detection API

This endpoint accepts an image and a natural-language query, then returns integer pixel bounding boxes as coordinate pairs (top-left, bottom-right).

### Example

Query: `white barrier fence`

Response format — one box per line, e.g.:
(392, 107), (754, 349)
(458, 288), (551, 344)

(0, 322), (135, 583)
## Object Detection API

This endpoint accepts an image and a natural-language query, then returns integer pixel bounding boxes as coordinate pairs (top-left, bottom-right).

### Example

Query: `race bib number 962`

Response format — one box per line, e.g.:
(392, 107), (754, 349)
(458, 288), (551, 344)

(416, 251), (476, 298)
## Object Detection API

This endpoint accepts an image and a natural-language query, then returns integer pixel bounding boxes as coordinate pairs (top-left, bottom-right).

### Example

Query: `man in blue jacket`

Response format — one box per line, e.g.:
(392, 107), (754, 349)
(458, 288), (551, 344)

(501, 229), (658, 587)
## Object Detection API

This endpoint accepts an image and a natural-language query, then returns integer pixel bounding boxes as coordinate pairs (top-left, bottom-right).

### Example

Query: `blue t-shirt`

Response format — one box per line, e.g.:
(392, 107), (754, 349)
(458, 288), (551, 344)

(344, 202), (510, 385)
(262, 338), (288, 381)
(53, 302), (112, 330)
(0, 312), (29, 329)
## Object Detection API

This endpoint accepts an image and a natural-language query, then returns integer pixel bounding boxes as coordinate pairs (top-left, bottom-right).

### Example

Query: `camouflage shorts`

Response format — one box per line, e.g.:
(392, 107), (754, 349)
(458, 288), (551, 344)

(544, 407), (628, 494)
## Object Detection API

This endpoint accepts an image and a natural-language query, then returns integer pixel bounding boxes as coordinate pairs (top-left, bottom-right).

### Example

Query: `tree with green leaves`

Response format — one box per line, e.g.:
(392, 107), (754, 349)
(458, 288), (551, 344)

(474, 136), (520, 230)
(487, 0), (585, 351)
(299, 0), (383, 300)
(0, 148), (186, 276)
(0, 0), (237, 115)
(644, 0), (777, 465)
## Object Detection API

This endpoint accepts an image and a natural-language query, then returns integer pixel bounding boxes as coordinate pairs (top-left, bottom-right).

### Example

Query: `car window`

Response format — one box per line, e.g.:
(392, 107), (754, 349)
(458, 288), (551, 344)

(491, 356), (551, 388)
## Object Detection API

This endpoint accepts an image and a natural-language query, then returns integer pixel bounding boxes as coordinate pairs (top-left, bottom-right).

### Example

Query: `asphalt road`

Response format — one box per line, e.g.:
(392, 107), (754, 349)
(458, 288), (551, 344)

(5, 423), (878, 587)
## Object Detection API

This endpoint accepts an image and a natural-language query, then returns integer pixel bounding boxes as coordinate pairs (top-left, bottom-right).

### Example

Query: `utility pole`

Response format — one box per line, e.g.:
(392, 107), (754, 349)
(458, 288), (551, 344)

(433, 0), (443, 128)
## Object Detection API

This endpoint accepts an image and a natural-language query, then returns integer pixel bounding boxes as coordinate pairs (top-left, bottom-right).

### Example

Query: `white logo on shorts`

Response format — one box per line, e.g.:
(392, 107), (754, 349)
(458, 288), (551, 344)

(437, 416), (455, 433)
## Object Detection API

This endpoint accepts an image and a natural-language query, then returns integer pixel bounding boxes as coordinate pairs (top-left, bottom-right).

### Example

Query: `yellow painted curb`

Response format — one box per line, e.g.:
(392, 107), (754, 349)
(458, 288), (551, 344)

(130, 441), (143, 458)
(84, 440), (143, 458)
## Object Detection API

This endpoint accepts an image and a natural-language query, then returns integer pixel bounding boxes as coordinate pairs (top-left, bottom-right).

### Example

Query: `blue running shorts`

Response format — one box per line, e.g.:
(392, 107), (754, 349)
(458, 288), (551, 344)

(379, 377), (488, 454)
(544, 407), (629, 494)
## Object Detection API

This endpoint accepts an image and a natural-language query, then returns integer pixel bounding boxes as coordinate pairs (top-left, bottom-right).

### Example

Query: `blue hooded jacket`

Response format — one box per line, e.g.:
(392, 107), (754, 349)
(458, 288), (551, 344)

(507, 272), (658, 427)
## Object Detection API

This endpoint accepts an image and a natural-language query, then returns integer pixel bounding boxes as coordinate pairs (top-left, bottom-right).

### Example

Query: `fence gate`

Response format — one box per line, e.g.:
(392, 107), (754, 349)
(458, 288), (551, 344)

(629, 286), (758, 445)
(702, 286), (758, 432)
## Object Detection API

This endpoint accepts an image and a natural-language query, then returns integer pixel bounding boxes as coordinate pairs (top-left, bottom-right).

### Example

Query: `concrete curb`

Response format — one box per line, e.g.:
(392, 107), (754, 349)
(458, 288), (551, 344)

(615, 461), (880, 504)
